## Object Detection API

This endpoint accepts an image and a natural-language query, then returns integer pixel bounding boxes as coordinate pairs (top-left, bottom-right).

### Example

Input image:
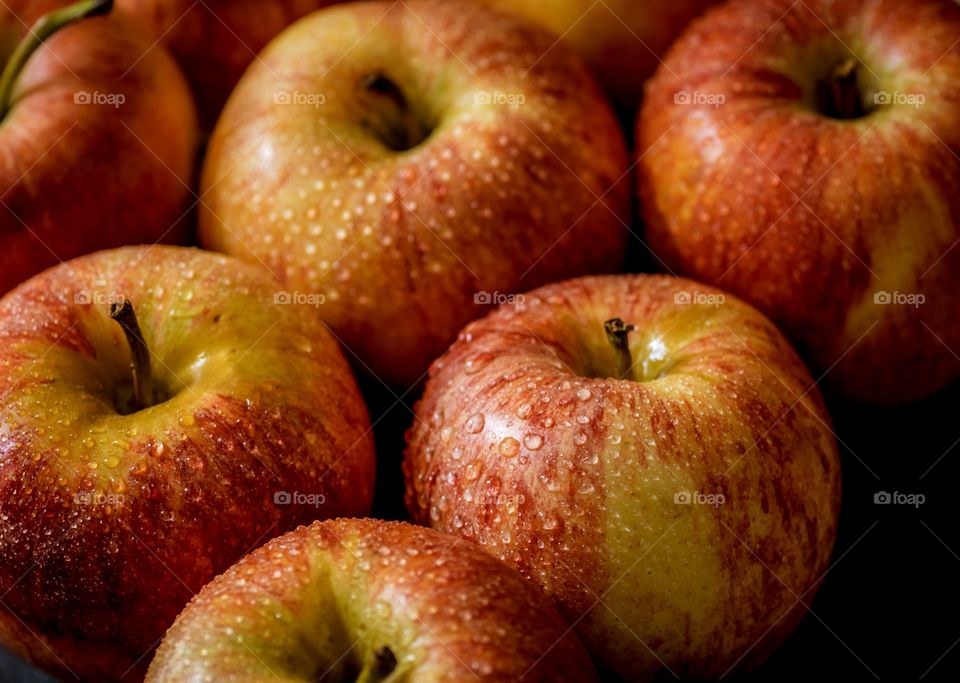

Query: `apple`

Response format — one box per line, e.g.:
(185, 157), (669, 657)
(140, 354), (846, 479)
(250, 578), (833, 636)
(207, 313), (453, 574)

(199, 0), (630, 389)
(0, 246), (376, 681)
(404, 274), (841, 680)
(481, 0), (719, 114)
(637, 0), (960, 403)
(0, 0), (197, 296)
(114, 0), (337, 129)
(146, 518), (599, 682)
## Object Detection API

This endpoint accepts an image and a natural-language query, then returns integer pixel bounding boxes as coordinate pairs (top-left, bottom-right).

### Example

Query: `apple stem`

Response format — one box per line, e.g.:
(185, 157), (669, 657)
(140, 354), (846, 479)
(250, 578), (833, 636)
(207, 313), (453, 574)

(604, 318), (635, 381)
(355, 645), (398, 683)
(818, 57), (864, 119)
(0, 0), (113, 120)
(109, 298), (154, 411)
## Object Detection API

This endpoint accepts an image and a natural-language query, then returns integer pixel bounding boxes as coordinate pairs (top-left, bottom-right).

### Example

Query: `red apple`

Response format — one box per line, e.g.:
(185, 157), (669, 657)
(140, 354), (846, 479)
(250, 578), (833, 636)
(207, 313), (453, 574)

(481, 0), (719, 113)
(637, 0), (960, 403)
(146, 518), (599, 682)
(115, 0), (337, 129)
(199, 0), (630, 388)
(0, 246), (375, 681)
(0, 0), (197, 295)
(404, 274), (841, 680)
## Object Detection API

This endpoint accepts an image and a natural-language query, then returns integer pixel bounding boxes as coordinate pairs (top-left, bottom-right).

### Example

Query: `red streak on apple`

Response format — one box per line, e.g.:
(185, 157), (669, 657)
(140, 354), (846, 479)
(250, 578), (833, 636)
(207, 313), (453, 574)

(405, 274), (841, 679)
(0, 246), (375, 681)
(638, 0), (960, 403)
(146, 519), (599, 682)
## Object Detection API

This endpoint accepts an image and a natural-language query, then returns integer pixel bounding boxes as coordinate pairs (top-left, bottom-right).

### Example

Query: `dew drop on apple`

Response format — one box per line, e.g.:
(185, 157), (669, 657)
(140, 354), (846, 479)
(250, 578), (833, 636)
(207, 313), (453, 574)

(542, 416), (555, 428)
(498, 437), (520, 458)
(523, 434), (543, 451)
(574, 433), (588, 445)
(516, 403), (532, 419)
(464, 413), (485, 434)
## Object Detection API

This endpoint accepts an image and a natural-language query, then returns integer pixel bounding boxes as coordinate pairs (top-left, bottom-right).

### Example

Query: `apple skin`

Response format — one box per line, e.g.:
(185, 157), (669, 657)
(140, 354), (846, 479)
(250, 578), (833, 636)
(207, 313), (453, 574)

(114, 0), (338, 129)
(637, 0), (960, 404)
(199, 0), (630, 389)
(404, 274), (841, 680)
(0, 1), (197, 296)
(0, 246), (375, 682)
(481, 0), (719, 113)
(146, 518), (599, 682)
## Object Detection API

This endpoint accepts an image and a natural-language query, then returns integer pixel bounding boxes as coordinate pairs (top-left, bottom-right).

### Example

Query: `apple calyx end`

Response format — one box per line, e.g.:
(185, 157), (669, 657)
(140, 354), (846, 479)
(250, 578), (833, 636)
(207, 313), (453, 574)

(816, 57), (868, 120)
(604, 318), (635, 381)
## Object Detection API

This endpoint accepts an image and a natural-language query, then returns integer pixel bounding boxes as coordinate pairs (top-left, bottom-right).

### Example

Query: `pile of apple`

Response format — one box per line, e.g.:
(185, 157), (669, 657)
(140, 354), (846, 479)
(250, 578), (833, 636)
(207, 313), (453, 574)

(0, 0), (956, 681)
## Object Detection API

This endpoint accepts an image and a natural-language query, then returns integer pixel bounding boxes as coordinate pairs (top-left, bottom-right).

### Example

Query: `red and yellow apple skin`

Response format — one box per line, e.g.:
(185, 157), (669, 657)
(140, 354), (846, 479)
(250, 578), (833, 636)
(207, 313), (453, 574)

(0, 246), (375, 682)
(0, 1), (197, 295)
(637, 0), (960, 404)
(146, 519), (599, 683)
(115, 0), (338, 129)
(199, 0), (630, 388)
(404, 275), (841, 680)
(481, 0), (718, 113)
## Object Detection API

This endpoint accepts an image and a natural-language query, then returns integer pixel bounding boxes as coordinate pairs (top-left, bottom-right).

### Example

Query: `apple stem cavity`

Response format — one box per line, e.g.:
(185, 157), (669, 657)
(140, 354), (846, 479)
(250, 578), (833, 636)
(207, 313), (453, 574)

(0, 0), (113, 120)
(604, 318), (635, 381)
(360, 72), (429, 152)
(109, 298), (154, 412)
(817, 57), (866, 120)
(355, 645), (399, 683)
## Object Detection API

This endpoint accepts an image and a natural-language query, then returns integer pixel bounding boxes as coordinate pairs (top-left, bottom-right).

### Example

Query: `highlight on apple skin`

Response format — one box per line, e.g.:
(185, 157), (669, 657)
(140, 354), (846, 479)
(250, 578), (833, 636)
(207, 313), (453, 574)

(0, 246), (376, 681)
(145, 518), (600, 683)
(404, 274), (841, 680)
(114, 0), (338, 129)
(0, 0), (197, 296)
(637, 0), (960, 404)
(199, 0), (631, 388)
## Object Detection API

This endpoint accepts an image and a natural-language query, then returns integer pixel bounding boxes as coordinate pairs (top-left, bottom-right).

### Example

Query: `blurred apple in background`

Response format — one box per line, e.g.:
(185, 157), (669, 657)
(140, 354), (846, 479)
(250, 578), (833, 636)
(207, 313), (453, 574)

(482, 0), (719, 115)
(638, 0), (960, 403)
(199, 0), (630, 389)
(115, 0), (338, 130)
(405, 274), (841, 680)
(0, 0), (196, 296)
(146, 519), (599, 682)
(0, 246), (375, 681)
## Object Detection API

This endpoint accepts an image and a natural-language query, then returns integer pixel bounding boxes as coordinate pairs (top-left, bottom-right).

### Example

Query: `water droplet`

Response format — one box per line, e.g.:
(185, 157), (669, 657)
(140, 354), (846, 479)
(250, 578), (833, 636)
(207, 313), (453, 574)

(523, 434), (543, 451)
(464, 413), (485, 434)
(577, 388), (592, 401)
(499, 437), (520, 458)
(516, 403), (532, 419)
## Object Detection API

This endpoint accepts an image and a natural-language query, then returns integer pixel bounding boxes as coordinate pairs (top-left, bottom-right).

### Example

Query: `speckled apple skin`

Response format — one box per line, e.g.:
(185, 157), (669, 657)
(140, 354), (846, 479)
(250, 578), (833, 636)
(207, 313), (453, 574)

(199, 0), (630, 388)
(146, 518), (599, 682)
(404, 274), (841, 680)
(0, 246), (375, 682)
(115, 0), (338, 130)
(0, 1), (197, 295)
(638, 0), (960, 404)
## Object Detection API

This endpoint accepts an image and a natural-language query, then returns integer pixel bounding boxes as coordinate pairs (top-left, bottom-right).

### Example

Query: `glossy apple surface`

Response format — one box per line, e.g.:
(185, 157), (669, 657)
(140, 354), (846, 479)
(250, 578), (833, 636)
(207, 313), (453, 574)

(405, 274), (841, 680)
(115, 0), (337, 129)
(482, 0), (718, 113)
(637, 0), (960, 403)
(199, 0), (630, 388)
(0, 0), (197, 295)
(0, 246), (375, 681)
(146, 518), (598, 682)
